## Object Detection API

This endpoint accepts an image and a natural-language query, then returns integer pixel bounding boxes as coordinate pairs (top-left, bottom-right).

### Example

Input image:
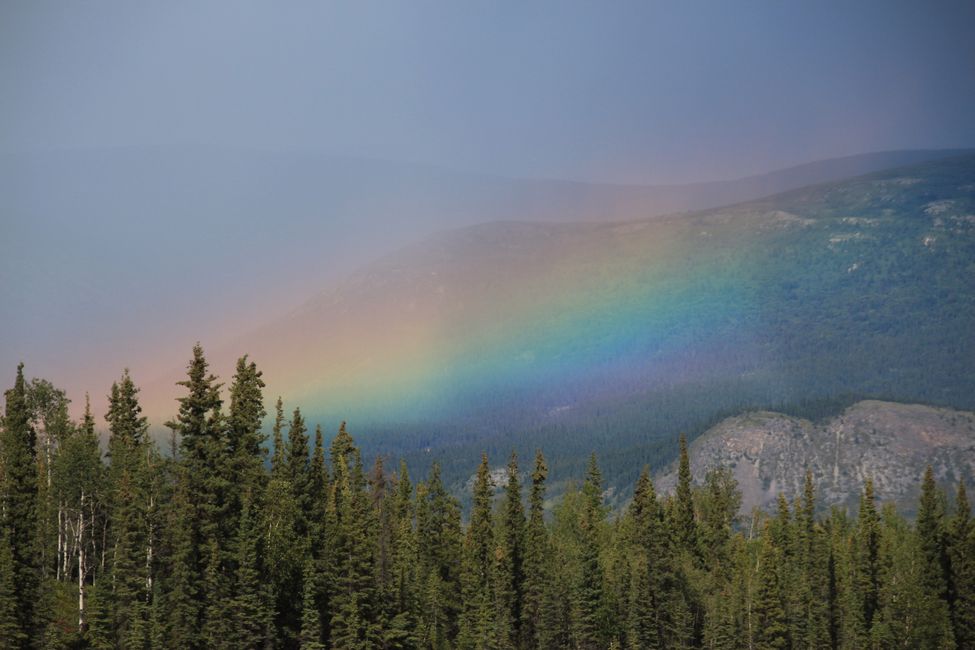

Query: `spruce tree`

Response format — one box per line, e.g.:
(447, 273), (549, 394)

(627, 466), (662, 649)
(497, 451), (525, 648)
(521, 450), (550, 649)
(753, 526), (789, 650)
(917, 466), (949, 602)
(573, 453), (606, 650)
(854, 478), (881, 641)
(797, 470), (830, 649)
(385, 460), (418, 649)
(202, 537), (234, 650)
(913, 465), (955, 647)
(105, 369), (153, 649)
(226, 355), (267, 526)
(416, 462), (463, 647)
(459, 453), (497, 649)
(270, 397), (286, 479)
(1, 363), (39, 644)
(164, 466), (202, 649)
(674, 434), (696, 555)
(0, 527), (26, 647)
(230, 494), (272, 650)
(948, 481), (975, 648)
(328, 428), (378, 650)
(286, 408), (311, 530)
(300, 559), (325, 650)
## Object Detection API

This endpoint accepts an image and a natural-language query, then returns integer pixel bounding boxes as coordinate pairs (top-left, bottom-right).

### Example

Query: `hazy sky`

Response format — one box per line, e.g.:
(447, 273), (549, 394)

(3, 1), (975, 423)
(2, 1), (974, 184)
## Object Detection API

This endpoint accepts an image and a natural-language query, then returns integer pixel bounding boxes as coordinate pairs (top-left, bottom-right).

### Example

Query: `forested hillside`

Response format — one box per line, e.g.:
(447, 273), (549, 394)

(3, 351), (974, 649)
(201, 154), (975, 496)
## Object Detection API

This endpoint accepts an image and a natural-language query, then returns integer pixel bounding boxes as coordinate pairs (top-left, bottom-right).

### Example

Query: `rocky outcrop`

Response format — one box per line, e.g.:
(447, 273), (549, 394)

(656, 400), (975, 512)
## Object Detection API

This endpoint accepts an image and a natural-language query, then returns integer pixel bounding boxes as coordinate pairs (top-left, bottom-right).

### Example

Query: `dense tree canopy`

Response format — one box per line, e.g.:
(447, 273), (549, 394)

(1, 353), (972, 649)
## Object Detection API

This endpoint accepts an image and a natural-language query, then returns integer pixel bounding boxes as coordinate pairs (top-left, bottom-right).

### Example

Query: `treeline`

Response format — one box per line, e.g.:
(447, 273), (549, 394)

(1, 346), (974, 649)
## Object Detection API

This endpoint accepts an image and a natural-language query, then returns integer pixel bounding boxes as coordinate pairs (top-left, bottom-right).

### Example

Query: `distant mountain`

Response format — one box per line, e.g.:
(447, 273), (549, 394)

(199, 154), (975, 493)
(1, 145), (968, 403)
(656, 400), (975, 514)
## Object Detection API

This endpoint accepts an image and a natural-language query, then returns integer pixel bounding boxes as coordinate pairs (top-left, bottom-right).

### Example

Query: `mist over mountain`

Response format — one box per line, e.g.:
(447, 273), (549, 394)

(159, 153), (975, 492)
(1, 146), (968, 417)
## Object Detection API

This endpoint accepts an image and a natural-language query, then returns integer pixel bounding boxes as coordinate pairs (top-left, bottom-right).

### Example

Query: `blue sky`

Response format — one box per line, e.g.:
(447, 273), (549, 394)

(2, 1), (974, 184)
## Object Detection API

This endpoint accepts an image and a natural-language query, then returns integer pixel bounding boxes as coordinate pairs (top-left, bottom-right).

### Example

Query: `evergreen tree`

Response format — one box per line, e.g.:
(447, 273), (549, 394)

(0, 527), (26, 647)
(384, 460), (418, 649)
(85, 581), (115, 650)
(165, 344), (234, 650)
(573, 453), (606, 650)
(459, 453), (497, 649)
(300, 559), (325, 650)
(329, 428), (378, 650)
(270, 397), (286, 479)
(226, 355), (268, 527)
(854, 478), (882, 642)
(416, 462), (463, 648)
(201, 536), (236, 650)
(104, 369), (153, 649)
(627, 466), (662, 649)
(264, 474), (303, 647)
(674, 434), (696, 554)
(796, 470), (830, 649)
(286, 408), (311, 532)
(754, 526), (789, 650)
(164, 466), (202, 649)
(497, 451), (525, 648)
(230, 494), (272, 650)
(948, 481), (975, 648)
(308, 424), (328, 540)
(521, 450), (550, 649)
(914, 466), (955, 647)
(113, 469), (151, 649)
(166, 344), (226, 545)
(1, 363), (39, 644)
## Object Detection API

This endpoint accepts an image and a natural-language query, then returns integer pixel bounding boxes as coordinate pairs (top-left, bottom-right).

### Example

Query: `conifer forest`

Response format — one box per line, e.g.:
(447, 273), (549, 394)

(1, 347), (973, 650)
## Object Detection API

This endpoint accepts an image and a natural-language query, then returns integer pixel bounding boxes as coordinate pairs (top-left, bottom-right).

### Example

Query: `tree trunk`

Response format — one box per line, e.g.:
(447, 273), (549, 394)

(78, 491), (87, 631)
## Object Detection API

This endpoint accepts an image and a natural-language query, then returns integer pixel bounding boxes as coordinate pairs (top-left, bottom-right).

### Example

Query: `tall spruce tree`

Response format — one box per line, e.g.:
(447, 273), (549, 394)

(0, 527), (25, 647)
(674, 434), (696, 555)
(226, 355), (267, 526)
(854, 478), (882, 642)
(521, 450), (550, 649)
(384, 460), (418, 649)
(229, 493), (272, 649)
(914, 466), (955, 646)
(416, 462), (463, 648)
(300, 558), (325, 650)
(573, 453), (606, 650)
(948, 481), (975, 648)
(286, 408), (311, 534)
(497, 451), (525, 648)
(627, 466), (662, 650)
(270, 397), (286, 479)
(164, 345), (227, 649)
(754, 525), (789, 650)
(459, 453), (497, 649)
(105, 369), (153, 648)
(1, 364), (39, 644)
(328, 426), (378, 650)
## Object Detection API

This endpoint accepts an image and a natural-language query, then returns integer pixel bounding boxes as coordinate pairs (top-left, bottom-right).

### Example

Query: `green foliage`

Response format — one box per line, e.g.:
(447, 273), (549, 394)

(4, 351), (975, 649)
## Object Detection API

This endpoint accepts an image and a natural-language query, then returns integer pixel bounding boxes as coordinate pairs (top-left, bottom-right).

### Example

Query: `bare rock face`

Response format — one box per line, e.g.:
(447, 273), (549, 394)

(656, 400), (975, 512)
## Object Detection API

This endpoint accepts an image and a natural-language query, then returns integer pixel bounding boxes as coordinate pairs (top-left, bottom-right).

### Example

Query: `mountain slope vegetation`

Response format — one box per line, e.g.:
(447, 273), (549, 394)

(219, 154), (975, 490)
